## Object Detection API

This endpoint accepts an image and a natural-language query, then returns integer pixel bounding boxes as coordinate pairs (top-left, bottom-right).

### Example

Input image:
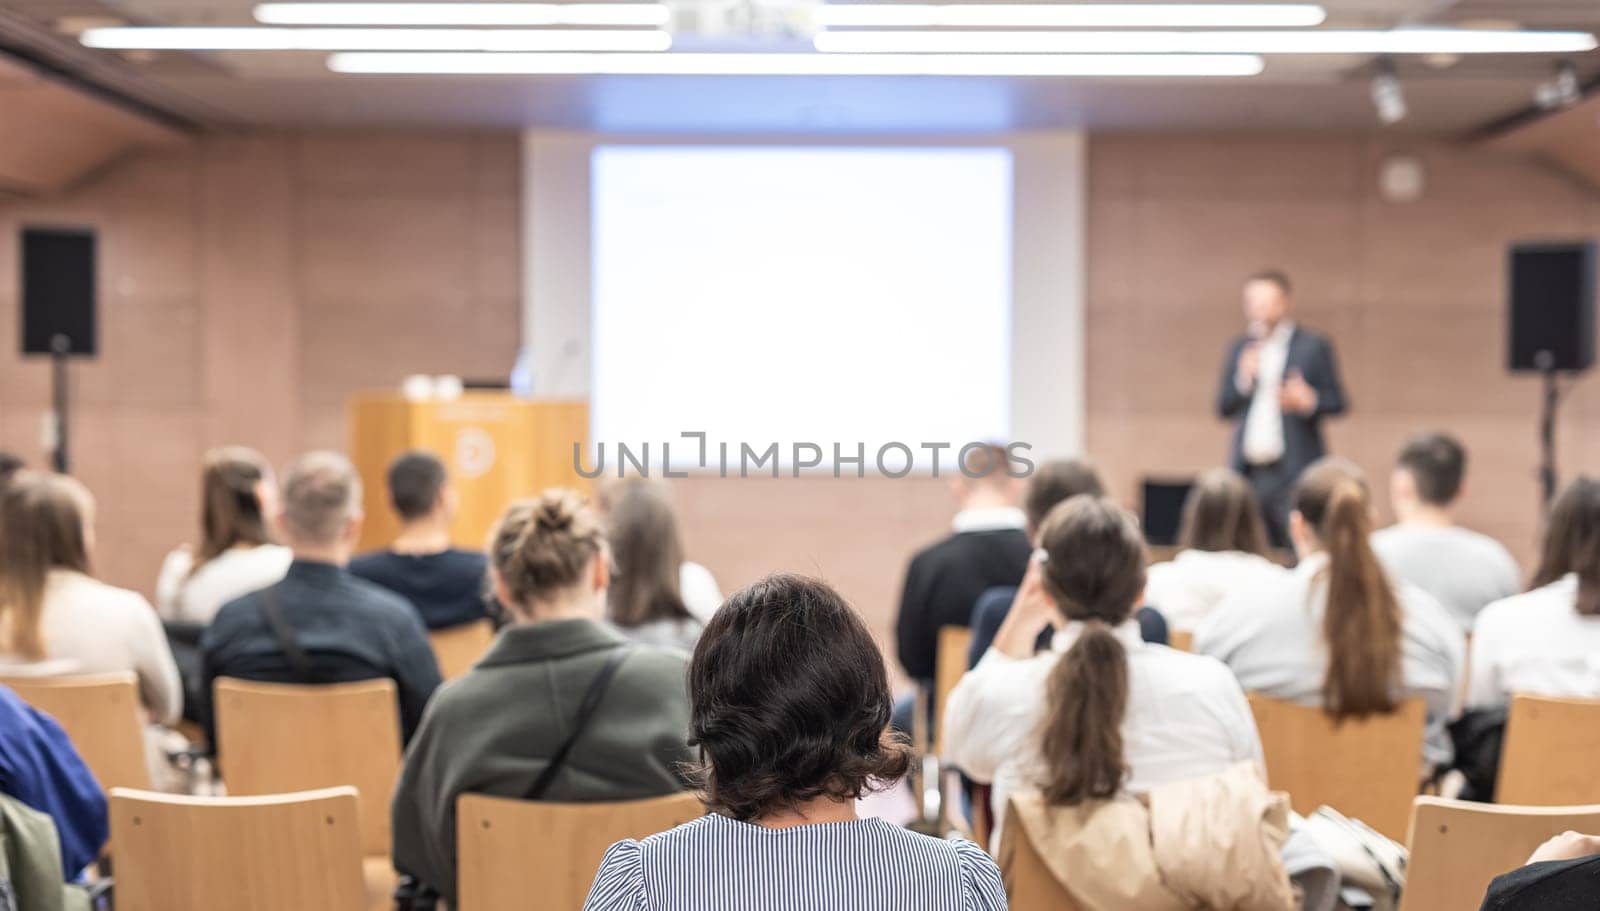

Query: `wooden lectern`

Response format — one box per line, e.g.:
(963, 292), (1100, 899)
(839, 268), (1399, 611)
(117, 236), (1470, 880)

(350, 393), (589, 551)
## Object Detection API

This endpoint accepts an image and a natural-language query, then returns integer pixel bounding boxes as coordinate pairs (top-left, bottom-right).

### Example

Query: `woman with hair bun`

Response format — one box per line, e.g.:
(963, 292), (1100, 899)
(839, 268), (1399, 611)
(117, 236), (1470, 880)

(584, 572), (1005, 911)
(392, 489), (695, 907)
(943, 495), (1262, 851)
(1196, 458), (1463, 769)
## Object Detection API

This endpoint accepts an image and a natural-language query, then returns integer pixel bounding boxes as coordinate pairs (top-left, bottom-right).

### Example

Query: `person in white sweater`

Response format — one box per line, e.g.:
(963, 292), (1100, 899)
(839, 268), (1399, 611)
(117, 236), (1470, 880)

(1144, 467), (1287, 632)
(944, 496), (1262, 851)
(156, 446), (292, 625)
(0, 471), (182, 726)
(1196, 458), (1463, 770)
(596, 478), (721, 651)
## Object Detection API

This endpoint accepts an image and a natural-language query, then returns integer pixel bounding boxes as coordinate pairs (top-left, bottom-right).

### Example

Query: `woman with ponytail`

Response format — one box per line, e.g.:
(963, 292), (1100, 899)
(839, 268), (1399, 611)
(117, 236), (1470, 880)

(1196, 458), (1463, 769)
(1467, 476), (1600, 710)
(392, 489), (695, 906)
(944, 496), (1262, 850)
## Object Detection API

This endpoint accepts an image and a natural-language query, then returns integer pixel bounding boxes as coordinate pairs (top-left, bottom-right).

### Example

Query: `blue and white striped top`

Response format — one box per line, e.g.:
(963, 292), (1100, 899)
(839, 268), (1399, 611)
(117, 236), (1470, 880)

(582, 814), (1007, 910)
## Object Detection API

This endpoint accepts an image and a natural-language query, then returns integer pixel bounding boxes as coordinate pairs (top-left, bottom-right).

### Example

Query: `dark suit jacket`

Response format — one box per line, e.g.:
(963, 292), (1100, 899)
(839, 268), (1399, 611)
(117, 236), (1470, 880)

(1216, 326), (1347, 474)
(894, 528), (1032, 680)
(1480, 853), (1600, 910)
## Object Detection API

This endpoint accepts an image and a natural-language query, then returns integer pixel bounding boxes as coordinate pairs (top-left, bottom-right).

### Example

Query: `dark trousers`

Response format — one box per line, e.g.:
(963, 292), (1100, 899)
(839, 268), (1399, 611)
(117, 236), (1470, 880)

(1245, 459), (1299, 551)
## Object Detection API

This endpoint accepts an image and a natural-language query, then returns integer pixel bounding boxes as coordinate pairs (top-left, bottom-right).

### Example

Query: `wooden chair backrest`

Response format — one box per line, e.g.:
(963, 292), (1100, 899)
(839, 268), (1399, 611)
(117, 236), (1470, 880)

(1247, 693), (1425, 841)
(456, 791), (705, 911)
(1167, 630), (1194, 653)
(108, 786), (366, 911)
(995, 798), (1085, 911)
(1497, 693), (1600, 806)
(1399, 797), (1600, 911)
(214, 677), (402, 855)
(428, 619), (495, 682)
(1, 671), (152, 793)
(934, 624), (973, 755)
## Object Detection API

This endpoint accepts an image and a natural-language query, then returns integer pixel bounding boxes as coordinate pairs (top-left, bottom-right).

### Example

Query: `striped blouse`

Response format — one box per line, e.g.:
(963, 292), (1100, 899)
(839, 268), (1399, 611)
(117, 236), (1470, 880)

(582, 814), (1007, 910)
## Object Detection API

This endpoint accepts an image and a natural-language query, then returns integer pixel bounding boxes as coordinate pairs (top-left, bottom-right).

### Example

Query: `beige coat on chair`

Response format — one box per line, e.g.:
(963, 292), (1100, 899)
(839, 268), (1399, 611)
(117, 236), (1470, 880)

(1002, 762), (1296, 911)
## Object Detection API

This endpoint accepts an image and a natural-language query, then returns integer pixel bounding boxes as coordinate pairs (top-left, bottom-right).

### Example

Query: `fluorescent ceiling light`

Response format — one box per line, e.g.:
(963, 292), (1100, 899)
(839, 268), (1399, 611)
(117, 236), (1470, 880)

(328, 50), (1265, 75)
(813, 3), (1326, 28)
(255, 2), (669, 26)
(814, 28), (1599, 55)
(80, 26), (672, 51)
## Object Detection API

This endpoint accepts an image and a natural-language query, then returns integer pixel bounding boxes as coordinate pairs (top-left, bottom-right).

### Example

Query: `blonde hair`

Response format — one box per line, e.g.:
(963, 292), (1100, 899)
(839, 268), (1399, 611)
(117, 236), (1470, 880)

(0, 472), (92, 660)
(488, 489), (605, 610)
(280, 451), (361, 546)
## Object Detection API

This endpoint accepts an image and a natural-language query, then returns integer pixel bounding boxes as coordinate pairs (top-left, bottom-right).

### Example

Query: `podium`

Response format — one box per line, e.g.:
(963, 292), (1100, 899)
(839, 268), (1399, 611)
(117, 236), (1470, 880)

(349, 393), (590, 551)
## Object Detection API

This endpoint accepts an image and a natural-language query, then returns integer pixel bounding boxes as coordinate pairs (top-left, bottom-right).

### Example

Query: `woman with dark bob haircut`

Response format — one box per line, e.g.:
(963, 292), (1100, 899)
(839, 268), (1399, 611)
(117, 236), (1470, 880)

(583, 573), (1006, 910)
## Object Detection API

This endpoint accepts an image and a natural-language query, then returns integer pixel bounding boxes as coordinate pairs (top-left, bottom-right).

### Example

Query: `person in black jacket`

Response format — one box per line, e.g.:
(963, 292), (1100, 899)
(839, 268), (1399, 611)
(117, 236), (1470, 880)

(892, 444), (1031, 733)
(201, 451), (442, 748)
(1216, 270), (1348, 548)
(1480, 831), (1600, 910)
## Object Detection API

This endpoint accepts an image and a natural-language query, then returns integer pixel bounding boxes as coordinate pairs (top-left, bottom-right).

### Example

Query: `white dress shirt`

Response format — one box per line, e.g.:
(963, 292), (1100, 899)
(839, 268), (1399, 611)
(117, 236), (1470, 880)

(950, 506), (1028, 535)
(1370, 524), (1522, 634)
(943, 618), (1263, 851)
(1144, 549), (1289, 632)
(155, 543), (294, 624)
(1194, 553), (1465, 768)
(1467, 575), (1600, 710)
(1240, 321), (1295, 465)
(0, 570), (183, 726)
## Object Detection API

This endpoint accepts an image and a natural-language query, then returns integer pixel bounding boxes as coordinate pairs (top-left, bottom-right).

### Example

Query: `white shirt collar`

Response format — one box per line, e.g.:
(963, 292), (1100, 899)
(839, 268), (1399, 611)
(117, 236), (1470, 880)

(951, 506), (1027, 534)
(1049, 617), (1145, 653)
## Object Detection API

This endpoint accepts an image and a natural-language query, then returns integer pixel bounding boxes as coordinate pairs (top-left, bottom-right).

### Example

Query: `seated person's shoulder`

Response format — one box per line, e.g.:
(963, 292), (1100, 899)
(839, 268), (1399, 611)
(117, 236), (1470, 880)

(346, 573), (422, 617)
(616, 645), (690, 686)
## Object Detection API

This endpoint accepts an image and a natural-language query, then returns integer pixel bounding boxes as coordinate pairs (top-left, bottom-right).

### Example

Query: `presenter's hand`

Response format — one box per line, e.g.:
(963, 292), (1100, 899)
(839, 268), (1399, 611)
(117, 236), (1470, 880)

(1279, 369), (1319, 415)
(992, 559), (1057, 660)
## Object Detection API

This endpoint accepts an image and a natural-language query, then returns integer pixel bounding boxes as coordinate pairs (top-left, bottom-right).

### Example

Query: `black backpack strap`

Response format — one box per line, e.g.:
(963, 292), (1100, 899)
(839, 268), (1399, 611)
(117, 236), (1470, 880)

(524, 646), (633, 800)
(256, 588), (331, 685)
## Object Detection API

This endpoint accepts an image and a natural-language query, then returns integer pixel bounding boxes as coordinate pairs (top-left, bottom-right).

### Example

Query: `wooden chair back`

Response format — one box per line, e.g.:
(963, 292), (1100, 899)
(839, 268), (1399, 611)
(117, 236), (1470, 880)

(455, 791), (705, 911)
(1399, 797), (1600, 911)
(1167, 630), (1194, 653)
(108, 786), (366, 911)
(214, 677), (402, 856)
(1, 671), (152, 793)
(995, 798), (1085, 911)
(1497, 693), (1600, 805)
(1247, 693), (1424, 841)
(934, 624), (973, 755)
(428, 619), (495, 681)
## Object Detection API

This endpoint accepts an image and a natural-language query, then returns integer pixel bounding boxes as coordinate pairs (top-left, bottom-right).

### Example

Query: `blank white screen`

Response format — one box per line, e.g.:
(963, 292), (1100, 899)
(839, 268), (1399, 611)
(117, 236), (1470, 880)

(591, 145), (1012, 470)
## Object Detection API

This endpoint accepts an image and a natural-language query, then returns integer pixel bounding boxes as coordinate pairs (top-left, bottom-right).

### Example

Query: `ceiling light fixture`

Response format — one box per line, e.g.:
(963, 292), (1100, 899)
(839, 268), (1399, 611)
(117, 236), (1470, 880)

(80, 26), (672, 51)
(327, 50), (1266, 75)
(813, 3), (1326, 28)
(255, 2), (670, 26)
(814, 28), (1598, 55)
(1370, 59), (1406, 124)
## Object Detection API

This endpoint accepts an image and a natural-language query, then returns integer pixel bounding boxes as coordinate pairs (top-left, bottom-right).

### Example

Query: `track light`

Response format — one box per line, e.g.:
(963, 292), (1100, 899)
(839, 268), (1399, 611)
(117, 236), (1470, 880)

(1370, 60), (1406, 125)
(1535, 60), (1583, 109)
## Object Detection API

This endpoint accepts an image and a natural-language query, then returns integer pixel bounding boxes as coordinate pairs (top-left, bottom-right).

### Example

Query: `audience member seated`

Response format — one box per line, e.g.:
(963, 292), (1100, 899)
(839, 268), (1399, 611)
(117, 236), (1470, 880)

(155, 446), (292, 625)
(392, 489), (693, 905)
(944, 496), (1262, 850)
(583, 573), (1005, 911)
(1197, 457), (1464, 769)
(598, 478), (707, 652)
(895, 444), (1031, 728)
(350, 450), (490, 631)
(1372, 432), (1521, 634)
(967, 458), (1166, 666)
(1143, 467), (1286, 633)
(1480, 830), (1600, 910)
(1467, 476), (1600, 711)
(0, 684), (107, 880)
(0, 472), (183, 727)
(199, 452), (441, 746)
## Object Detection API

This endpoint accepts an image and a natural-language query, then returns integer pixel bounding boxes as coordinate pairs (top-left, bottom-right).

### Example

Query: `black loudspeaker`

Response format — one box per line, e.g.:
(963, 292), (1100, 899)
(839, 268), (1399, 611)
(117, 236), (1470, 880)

(1509, 241), (1595, 373)
(20, 227), (97, 357)
(1141, 478), (1194, 548)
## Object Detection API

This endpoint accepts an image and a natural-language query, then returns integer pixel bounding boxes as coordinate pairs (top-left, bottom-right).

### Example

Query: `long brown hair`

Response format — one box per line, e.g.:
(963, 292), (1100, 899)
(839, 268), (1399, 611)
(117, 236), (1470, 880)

(599, 479), (694, 628)
(1036, 496), (1148, 806)
(1531, 476), (1600, 615)
(0, 472), (92, 660)
(488, 488), (605, 612)
(1294, 458), (1402, 719)
(194, 447), (273, 573)
(1178, 467), (1271, 556)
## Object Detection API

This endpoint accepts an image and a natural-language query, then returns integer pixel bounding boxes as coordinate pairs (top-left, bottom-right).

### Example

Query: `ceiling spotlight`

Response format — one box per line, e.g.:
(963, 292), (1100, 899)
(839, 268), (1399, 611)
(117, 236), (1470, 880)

(1535, 60), (1583, 109)
(1370, 60), (1406, 125)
